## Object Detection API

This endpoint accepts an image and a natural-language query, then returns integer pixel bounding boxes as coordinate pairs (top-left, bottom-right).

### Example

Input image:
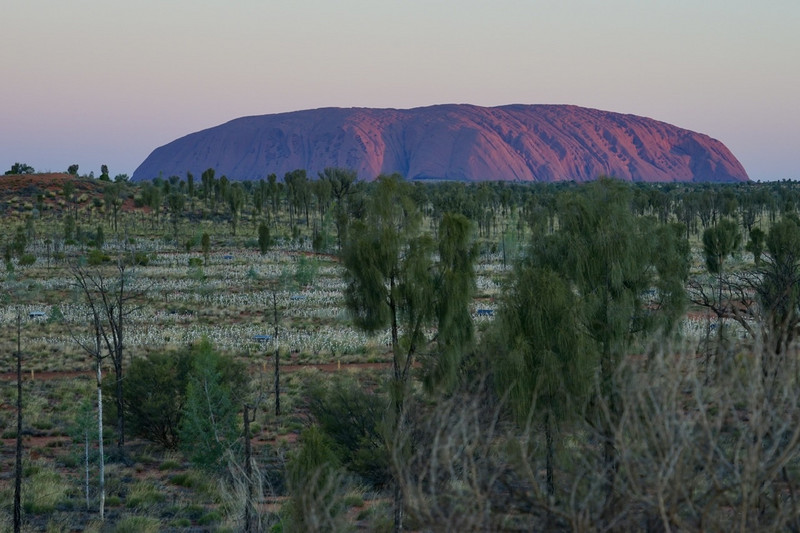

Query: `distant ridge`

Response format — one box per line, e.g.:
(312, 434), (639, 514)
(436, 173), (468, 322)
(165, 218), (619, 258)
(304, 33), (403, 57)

(132, 104), (749, 183)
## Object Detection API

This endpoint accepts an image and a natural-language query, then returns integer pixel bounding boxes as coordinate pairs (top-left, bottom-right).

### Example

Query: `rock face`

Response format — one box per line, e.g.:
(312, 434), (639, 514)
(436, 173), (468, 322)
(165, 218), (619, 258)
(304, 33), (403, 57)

(132, 104), (749, 183)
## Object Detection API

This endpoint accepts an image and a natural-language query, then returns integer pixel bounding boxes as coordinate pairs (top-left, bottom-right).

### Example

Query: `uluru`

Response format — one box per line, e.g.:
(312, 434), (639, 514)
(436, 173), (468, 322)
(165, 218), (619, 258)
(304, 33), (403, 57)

(131, 104), (749, 183)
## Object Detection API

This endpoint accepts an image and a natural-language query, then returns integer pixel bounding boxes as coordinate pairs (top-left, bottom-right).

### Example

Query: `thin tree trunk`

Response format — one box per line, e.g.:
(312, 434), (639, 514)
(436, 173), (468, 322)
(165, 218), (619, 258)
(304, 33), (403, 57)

(97, 350), (105, 520)
(600, 342), (618, 524)
(115, 360), (124, 450)
(388, 283), (404, 533)
(243, 405), (254, 533)
(544, 410), (556, 533)
(393, 482), (403, 533)
(273, 292), (280, 418)
(14, 313), (22, 533)
(84, 429), (90, 510)
(545, 411), (554, 497)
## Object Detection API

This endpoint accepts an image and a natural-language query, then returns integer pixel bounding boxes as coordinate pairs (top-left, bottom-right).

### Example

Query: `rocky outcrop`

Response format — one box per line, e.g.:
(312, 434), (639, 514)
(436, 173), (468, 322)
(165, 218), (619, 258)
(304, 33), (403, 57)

(132, 104), (749, 183)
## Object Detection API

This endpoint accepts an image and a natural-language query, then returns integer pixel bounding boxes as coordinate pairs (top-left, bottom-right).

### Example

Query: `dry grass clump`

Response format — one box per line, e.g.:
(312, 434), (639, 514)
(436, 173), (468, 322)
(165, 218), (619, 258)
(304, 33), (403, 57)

(21, 463), (70, 514)
(124, 480), (166, 510)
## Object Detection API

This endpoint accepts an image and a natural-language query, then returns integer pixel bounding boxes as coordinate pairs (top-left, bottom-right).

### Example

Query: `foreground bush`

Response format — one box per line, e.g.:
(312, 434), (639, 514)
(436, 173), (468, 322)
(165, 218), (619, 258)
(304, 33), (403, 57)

(305, 375), (390, 489)
(392, 342), (800, 531)
(283, 425), (350, 532)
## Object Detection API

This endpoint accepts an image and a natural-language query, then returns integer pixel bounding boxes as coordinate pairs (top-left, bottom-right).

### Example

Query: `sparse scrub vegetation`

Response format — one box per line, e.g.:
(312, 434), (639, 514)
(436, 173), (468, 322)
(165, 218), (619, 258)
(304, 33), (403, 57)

(5, 171), (800, 530)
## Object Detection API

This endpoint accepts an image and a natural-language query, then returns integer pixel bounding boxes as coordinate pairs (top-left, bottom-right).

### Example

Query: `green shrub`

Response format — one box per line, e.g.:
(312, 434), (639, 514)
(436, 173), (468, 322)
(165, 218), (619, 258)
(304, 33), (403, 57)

(108, 341), (244, 453)
(201, 232), (210, 260)
(343, 492), (364, 507)
(188, 266), (205, 281)
(258, 221), (271, 254)
(87, 249), (110, 265)
(121, 348), (194, 449)
(47, 306), (64, 323)
(12, 225), (27, 256)
(57, 453), (80, 468)
(179, 339), (246, 471)
(123, 251), (150, 266)
(198, 511), (223, 525)
(169, 470), (219, 500)
(18, 253), (36, 266)
(312, 231), (328, 252)
(188, 257), (203, 267)
(169, 471), (202, 488)
(113, 515), (161, 533)
(284, 425), (348, 532)
(159, 459), (181, 471)
(32, 418), (54, 430)
(306, 376), (390, 488)
(95, 225), (105, 248)
(294, 255), (318, 288)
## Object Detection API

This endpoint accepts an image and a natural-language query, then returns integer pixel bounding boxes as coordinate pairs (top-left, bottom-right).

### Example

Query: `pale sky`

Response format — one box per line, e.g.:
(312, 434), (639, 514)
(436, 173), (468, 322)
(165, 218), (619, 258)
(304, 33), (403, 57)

(2, 0), (798, 181)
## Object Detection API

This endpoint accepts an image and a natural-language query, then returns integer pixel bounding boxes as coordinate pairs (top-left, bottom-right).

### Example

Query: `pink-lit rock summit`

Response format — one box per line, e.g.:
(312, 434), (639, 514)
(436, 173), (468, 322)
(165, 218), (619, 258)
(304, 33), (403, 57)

(132, 104), (749, 183)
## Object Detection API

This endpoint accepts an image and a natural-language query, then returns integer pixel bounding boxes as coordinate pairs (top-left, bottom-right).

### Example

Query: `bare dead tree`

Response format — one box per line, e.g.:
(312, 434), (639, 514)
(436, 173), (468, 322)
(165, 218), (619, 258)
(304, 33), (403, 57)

(690, 264), (800, 392)
(69, 292), (110, 519)
(72, 259), (145, 454)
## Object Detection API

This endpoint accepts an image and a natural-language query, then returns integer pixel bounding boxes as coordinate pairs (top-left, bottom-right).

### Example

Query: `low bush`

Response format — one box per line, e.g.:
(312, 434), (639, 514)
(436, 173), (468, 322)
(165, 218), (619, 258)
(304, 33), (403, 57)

(284, 425), (349, 532)
(87, 249), (110, 265)
(158, 459), (181, 471)
(179, 339), (247, 471)
(198, 511), (223, 525)
(305, 376), (390, 488)
(123, 251), (150, 266)
(118, 349), (194, 449)
(113, 515), (161, 533)
(19, 253), (36, 266)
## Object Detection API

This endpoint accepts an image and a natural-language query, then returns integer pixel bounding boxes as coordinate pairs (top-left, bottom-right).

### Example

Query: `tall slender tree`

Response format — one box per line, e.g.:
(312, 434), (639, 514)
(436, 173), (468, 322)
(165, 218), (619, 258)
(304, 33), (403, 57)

(320, 167), (357, 249)
(341, 174), (478, 531)
(201, 168), (215, 212)
(755, 217), (800, 366)
(227, 183), (245, 235)
(490, 265), (590, 497)
(701, 218), (742, 341)
(166, 191), (185, 239)
(539, 178), (688, 514)
(186, 171), (195, 212)
(342, 174), (434, 532)
(426, 212), (477, 392)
